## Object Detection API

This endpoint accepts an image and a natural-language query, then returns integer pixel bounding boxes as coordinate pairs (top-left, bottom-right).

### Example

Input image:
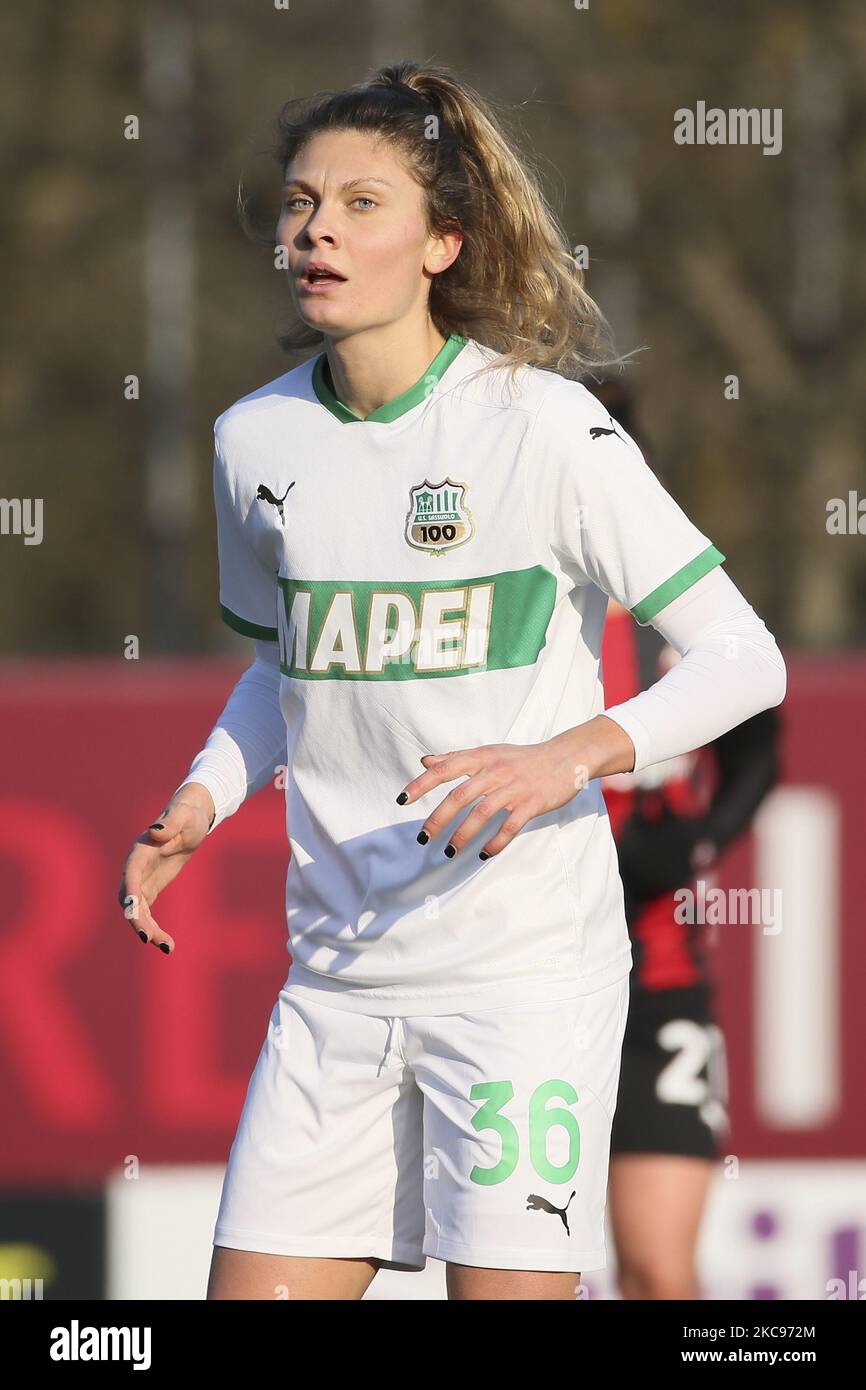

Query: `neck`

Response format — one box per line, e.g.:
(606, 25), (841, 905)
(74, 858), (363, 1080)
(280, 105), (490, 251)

(322, 321), (448, 420)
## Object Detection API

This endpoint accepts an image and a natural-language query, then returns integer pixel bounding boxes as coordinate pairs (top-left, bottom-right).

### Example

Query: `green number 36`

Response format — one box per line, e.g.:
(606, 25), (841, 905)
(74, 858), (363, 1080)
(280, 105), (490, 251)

(468, 1078), (580, 1185)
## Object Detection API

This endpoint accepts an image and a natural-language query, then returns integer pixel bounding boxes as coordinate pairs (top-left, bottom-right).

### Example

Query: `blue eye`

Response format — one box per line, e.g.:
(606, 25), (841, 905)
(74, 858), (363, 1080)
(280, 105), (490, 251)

(281, 194), (376, 211)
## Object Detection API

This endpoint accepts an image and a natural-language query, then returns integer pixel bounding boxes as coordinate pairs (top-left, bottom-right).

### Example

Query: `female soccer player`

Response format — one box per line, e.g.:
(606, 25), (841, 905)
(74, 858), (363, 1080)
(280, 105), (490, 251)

(118, 62), (786, 1301)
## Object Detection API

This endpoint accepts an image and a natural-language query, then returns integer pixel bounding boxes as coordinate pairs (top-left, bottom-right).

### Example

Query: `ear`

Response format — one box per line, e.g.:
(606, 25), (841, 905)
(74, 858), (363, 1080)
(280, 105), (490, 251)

(425, 228), (463, 277)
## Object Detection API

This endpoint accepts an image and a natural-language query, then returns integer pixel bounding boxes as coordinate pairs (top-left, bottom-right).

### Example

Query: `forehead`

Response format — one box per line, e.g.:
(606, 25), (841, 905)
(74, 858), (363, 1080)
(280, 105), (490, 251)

(285, 129), (411, 186)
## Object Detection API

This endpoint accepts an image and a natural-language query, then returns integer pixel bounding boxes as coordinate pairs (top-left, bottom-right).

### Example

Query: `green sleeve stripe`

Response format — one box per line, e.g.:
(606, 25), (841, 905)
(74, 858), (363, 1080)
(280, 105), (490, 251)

(220, 604), (279, 642)
(630, 544), (726, 624)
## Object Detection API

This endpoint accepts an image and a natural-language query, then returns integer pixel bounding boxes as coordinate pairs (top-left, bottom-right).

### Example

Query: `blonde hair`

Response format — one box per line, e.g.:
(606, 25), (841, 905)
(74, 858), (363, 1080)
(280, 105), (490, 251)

(259, 60), (628, 384)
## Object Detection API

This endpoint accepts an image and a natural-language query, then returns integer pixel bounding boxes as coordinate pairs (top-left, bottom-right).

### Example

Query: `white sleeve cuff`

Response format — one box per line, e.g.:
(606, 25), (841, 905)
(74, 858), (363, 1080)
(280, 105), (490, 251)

(602, 567), (786, 775)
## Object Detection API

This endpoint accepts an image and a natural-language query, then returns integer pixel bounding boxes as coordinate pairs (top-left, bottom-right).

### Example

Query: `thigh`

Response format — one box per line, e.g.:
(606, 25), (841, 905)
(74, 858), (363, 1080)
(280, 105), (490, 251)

(406, 976), (629, 1280)
(445, 1263), (581, 1301)
(212, 991), (426, 1272)
(207, 1247), (379, 1301)
(607, 1154), (715, 1296)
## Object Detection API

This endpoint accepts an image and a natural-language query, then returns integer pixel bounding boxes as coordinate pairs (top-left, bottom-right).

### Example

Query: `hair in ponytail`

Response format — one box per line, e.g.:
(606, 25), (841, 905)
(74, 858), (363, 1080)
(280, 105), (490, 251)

(260, 60), (628, 384)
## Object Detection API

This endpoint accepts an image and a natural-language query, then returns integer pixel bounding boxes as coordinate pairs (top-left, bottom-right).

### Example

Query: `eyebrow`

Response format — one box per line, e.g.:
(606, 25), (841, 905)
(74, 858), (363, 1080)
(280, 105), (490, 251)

(282, 176), (394, 193)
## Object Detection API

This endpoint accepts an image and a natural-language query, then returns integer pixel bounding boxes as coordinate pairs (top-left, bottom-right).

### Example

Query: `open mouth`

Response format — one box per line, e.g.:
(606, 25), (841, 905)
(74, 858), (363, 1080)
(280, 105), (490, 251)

(302, 268), (347, 287)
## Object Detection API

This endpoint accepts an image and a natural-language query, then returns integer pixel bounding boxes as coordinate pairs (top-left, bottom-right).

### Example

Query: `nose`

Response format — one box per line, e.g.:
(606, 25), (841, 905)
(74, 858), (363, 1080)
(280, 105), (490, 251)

(299, 199), (338, 245)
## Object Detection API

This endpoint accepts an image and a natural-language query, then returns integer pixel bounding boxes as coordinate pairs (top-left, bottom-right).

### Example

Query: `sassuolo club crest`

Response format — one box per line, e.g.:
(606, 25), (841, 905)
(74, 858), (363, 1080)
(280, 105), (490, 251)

(405, 477), (475, 555)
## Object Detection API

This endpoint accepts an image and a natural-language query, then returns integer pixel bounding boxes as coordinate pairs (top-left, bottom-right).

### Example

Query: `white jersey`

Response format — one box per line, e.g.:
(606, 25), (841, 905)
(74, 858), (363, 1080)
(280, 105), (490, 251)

(212, 333), (725, 1015)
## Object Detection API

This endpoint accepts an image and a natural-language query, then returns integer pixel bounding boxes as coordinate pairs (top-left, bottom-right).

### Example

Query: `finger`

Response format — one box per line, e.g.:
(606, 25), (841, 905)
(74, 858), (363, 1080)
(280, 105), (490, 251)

(478, 804), (536, 859)
(119, 866), (146, 925)
(436, 785), (517, 856)
(145, 916), (176, 955)
(121, 889), (154, 943)
(119, 848), (161, 935)
(124, 895), (175, 954)
(396, 749), (482, 806)
(145, 818), (186, 852)
(121, 889), (142, 925)
(416, 770), (503, 845)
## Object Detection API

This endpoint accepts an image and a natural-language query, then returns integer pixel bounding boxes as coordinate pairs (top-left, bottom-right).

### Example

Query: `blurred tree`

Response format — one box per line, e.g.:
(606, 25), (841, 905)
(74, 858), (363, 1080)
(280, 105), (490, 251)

(0, 0), (863, 655)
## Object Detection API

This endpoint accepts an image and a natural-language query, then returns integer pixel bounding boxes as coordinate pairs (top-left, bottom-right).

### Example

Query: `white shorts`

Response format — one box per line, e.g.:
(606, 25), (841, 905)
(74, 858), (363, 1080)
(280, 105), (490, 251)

(213, 974), (630, 1273)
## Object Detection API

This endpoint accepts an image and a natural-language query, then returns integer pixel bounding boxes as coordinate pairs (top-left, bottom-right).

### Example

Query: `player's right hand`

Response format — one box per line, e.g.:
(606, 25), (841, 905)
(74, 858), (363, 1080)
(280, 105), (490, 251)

(117, 794), (213, 955)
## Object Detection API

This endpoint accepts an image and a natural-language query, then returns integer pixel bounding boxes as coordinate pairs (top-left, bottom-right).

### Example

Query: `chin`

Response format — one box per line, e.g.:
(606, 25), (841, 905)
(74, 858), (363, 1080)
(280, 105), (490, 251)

(301, 314), (350, 335)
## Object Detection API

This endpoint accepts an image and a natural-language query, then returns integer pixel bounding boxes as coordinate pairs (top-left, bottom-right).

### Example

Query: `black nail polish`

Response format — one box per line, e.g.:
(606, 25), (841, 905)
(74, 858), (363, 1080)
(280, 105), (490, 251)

(159, 943), (170, 954)
(149, 822), (164, 830)
(417, 830), (429, 845)
(138, 930), (148, 942)
(444, 843), (456, 858)
(396, 792), (408, 805)
(479, 851), (490, 860)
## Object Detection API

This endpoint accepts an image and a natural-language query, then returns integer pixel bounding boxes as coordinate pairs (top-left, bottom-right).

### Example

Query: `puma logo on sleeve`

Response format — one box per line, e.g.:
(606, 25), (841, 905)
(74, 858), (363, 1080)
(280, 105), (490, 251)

(589, 419), (625, 442)
(256, 480), (296, 524)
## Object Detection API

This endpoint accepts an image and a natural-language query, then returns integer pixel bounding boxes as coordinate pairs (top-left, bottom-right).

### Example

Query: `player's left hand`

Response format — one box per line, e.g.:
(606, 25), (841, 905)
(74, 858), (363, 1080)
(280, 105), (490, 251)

(395, 731), (595, 860)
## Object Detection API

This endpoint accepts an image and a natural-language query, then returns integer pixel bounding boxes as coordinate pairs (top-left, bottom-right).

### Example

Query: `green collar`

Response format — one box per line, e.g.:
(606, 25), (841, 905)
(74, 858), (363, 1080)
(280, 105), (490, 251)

(312, 332), (468, 423)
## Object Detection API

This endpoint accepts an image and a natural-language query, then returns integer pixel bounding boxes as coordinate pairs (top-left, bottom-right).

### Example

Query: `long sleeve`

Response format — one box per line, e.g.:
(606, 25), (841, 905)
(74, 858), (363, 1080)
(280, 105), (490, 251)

(171, 639), (287, 834)
(601, 565), (787, 774)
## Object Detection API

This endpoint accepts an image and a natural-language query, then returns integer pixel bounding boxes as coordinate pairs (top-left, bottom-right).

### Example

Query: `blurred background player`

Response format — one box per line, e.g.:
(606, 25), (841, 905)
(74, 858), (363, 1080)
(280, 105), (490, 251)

(588, 376), (783, 1301)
